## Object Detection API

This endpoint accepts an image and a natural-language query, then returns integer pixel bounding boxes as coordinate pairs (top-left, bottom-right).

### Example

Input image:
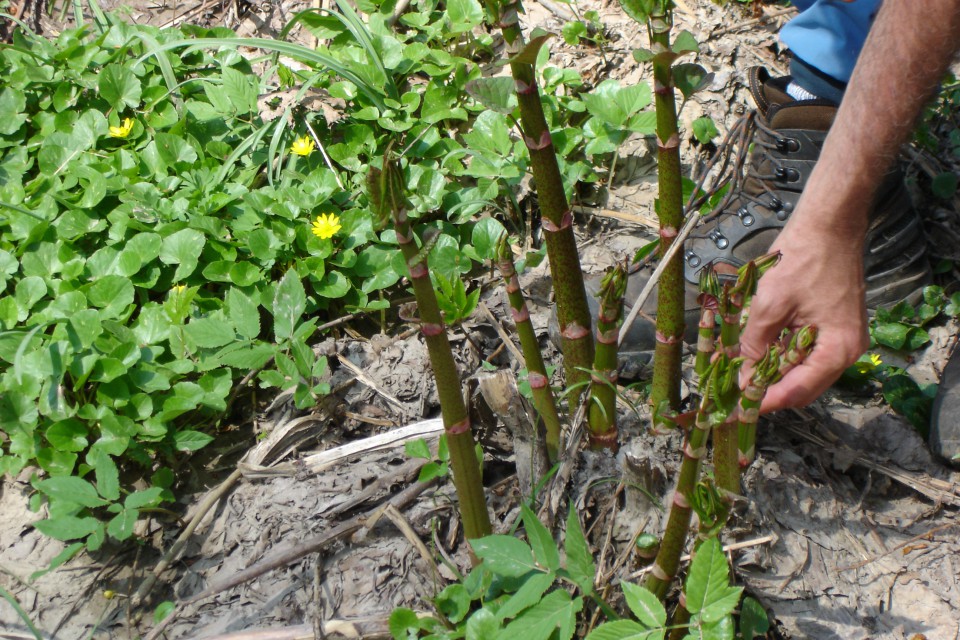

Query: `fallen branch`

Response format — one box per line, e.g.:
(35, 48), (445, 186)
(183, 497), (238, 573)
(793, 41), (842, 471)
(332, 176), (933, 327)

(240, 418), (444, 478)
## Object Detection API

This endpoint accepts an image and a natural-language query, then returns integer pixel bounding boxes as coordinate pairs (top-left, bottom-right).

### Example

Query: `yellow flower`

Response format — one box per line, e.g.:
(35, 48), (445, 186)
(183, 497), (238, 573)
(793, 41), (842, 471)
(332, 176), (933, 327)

(171, 284), (186, 293)
(854, 353), (883, 375)
(311, 213), (342, 240)
(290, 135), (316, 156)
(109, 117), (134, 139)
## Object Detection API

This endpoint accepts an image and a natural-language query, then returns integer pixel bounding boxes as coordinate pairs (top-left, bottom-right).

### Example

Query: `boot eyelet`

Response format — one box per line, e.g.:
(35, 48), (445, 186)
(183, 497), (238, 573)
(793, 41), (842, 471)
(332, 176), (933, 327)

(775, 167), (801, 183)
(737, 207), (754, 226)
(776, 137), (800, 153)
(685, 250), (701, 267)
(708, 230), (728, 249)
(768, 197), (783, 210)
(776, 209), (789, 221)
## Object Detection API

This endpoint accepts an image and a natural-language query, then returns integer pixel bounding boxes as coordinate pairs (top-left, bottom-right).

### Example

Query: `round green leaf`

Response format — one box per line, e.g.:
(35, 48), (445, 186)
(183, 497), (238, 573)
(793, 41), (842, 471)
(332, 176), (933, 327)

(98, 64), (142, 111)
(160, 229), (206, 281)
(471, 218), (507, 261)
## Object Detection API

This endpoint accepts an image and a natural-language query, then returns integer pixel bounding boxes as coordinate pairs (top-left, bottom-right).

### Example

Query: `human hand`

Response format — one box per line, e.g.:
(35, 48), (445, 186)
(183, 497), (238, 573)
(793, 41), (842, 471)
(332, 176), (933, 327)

(739, 218), (870, 413)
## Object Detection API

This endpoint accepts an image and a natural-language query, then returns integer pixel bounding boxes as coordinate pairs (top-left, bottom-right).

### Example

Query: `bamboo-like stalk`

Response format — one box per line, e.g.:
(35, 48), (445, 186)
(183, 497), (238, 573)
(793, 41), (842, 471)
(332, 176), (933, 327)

(648, 8), (686, 430)
(495, 235), (564, 463)
(712, 255), (779, 494)
(738, 326), (817, 465)
(587, 262), (627, 450)
(695, 269), (720, 377)
(645, 353), (741, 600)
(369, 150), (492, 541)
(486, 0), (595, 396)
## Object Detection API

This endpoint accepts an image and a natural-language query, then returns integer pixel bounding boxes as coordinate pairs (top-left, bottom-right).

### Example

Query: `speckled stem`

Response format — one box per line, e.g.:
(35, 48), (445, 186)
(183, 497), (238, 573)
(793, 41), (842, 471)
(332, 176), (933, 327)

(374, 155), (492, 542)
(588, 263), (627, 450)
(490, 0), (595, 395)
(649, 12), (686, 428)
(495, 237), (563, 462)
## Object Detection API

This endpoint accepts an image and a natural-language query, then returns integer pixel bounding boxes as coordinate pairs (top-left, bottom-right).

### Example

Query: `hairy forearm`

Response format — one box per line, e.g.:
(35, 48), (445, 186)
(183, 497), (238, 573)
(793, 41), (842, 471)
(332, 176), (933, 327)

(795, 0), (960, 235)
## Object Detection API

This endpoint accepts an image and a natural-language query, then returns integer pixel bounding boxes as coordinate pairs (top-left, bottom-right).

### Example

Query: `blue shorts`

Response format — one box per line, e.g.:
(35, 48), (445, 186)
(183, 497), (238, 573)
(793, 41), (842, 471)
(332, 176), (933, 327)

(780, 0), (882, 102)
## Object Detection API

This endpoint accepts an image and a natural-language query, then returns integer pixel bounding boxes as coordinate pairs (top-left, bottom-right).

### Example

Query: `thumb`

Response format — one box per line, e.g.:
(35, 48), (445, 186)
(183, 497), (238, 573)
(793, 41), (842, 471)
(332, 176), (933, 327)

(740, 291), (791, 365)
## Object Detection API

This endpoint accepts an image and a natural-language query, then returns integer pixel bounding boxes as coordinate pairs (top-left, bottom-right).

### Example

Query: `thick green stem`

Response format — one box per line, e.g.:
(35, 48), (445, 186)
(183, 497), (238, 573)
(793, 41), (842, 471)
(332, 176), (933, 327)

(694, 307), (715, 377)
(649, 12), (686, 427)
(645, 407), (709, 599)
(738, 326), (817, 465)
(495, 237), (563, 462)
(713, 285), (743, 495)
(488, 0), (594, 395)
(587, 263), (627, 450)
(647, 354), (740, 600)
(371, 154), (492, 541)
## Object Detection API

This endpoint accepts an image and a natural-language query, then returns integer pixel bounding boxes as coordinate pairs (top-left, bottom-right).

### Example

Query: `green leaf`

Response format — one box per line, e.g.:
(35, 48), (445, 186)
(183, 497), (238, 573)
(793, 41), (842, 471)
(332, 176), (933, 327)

(564, 509), (595, 593)
(446, 0), (484, 31)
(315, 271), (351, 298)
(618, 0), (656, 24)
(520, 505), (560, 571)
(691, 117), (719, 144)
(154, 601), (176, 623)
(273, 269), (307, 342)
(405, 438), (432, 460)
(86, 275), (135, 318)
(685, 538), (742, 623)
(389, 607), (421, 640)
(46, 420), (88, 452)
(586, 620), (664, 640)
(89, 448), (120, 502)
(467, 608), (501, 640)
(495, 571), (555, 621)
(160, 228), (206, 281)
(173, 430), (214, 452)
(622, 581), (666, 629)
(0, 87), (27, 135)
(873, 322), (928, 351)
(673, 63), (712, 101)
(472, 218), (508, 261)
(99, 63), (142, 111)
(30, 542), (85, 581)
(185, 316), (235, 349)
(155, 132), (198, 166)
(107, 508), (138, 540)
(226, 288), (260, 339)
(436, 583), (472, 624)
(672, 30), (699, 55)
(465, 77), (517, 114)
(125, 487), (166, 509)
(696, 614), (735, 640)
(33, 515), (101, 541)
(932, 171), (958, 199)
(36, 477), (108, 508)
(738, 597), (770, 639)
(417, 461), (446, 482)
(500, 590), (582, 640)
(470, 535), (538, 578)
(505, 31), (554, 66)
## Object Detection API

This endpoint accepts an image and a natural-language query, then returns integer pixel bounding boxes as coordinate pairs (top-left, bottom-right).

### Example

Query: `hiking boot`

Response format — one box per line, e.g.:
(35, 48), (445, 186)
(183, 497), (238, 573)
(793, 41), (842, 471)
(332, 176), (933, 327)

(931, 346), (960, 466)
(585, 66), (932, 360)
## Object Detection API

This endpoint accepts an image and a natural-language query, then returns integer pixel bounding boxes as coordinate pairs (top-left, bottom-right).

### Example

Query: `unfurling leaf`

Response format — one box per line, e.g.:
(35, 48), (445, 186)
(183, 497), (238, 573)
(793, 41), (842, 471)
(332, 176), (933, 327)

(673, 63), (713, 101)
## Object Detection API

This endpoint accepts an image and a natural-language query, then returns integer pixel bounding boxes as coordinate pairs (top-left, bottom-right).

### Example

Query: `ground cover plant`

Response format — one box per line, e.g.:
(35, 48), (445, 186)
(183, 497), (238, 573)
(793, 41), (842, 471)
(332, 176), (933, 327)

(0, 0), (660, 572)
(1, 0), (958, 636)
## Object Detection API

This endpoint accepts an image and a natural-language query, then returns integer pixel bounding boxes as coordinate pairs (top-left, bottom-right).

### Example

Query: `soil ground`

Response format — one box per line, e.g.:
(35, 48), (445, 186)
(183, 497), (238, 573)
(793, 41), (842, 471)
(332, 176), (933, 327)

(2, 1), (960, 639)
